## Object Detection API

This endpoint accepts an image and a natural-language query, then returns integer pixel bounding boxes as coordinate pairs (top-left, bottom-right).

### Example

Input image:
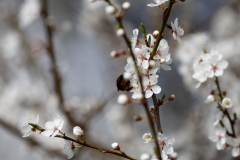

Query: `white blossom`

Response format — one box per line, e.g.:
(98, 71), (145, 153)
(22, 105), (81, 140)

(147, 0), (168, 8)
(153, 39), (172, 70)
(134, 46), (150, 69)
(192, 64), (210, 88)
(204, 56), (228, 77)
(192, 49), (228, 87)
(222, 97), (233, 108)
(22, 115), (39, 137)
(131, 29), (139, 49)
(171, 18), (184, 45)
(158, 133), (175, 156)
(42, 114), (64, 137)
(209, 125), (226, 150)
(130, 79), (143, 99)
(143, 132), (153, 143)
(19, 0), (40, 27)
(63, 140), (76, 159)
(143, 75), (161, 98)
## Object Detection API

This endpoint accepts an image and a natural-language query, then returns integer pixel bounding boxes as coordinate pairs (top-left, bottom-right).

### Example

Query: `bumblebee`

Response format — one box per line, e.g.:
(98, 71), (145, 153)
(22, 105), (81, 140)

(116, 75), (132, 91)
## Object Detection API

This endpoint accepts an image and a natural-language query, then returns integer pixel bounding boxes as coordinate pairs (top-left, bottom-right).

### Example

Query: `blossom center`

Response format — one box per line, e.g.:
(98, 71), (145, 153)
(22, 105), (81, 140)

(156, 49), (162, 56)
(140, 54), (147, 60)
(212, 65), (217, 71)
(147, 83), (152, 89)
(159, 140), (166, 147)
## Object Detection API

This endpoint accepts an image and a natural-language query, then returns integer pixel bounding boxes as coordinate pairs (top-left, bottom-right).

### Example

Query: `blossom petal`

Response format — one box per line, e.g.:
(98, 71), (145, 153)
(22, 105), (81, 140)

(41, 130), (53, 137)
(133, 29), (138, 38)
(232, 147), (240, 157)
(215, 69), (223, 77)
(45, 121), (54, 130)
(161, 64), (171, 70)
(32, 115), (39, 124)
(142, 60), (149, 69)
(145, 90), (153, 98)
(22, 124), (31, 132)
(152, 85), (161, 94)
(217, 60), (228, 69)
(51, 130), (60, 137)
(23, 130), (33, 137)
(216, 141), (224, 150)
(165, 146), (173, 154)
(147, 3), (159, 7)
(177, 36), (184, 46)
(174, 18), (178, 28)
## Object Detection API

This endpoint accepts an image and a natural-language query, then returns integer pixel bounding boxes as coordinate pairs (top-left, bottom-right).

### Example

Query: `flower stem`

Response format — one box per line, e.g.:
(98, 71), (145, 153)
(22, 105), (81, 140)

(150, 0), (175, 59)
(152, 94), (163, 133)
(215, 77), (236, 137)
(57, 135), (137, 160)
(41, 0), (78, 126)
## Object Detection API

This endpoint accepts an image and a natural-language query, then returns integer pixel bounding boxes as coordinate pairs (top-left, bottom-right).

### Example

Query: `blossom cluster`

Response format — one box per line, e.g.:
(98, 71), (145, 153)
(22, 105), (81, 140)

(142, 132), (175, 160)
(192, 48), (240, 157)
(22, 115), (84, 159)
(192, 49), (229, 88)
(123, 19), (183, 99)
(207, 96), (239, 157)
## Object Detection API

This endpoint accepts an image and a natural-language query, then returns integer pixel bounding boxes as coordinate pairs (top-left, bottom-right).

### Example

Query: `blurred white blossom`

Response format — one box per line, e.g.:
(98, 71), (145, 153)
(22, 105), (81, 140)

(22, 115), (39, 137)
(209, 125), (226, 150)
(42, 115), (64, 137)
(19, 0), (40, 27)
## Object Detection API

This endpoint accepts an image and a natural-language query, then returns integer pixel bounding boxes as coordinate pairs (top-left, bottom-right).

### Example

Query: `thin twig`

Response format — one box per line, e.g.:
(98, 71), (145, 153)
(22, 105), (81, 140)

(0, 119), (65, 159)
(56, 134), (136, 160)
(215, 77), (236, 137)
(150, 0), (175, 59)
(41, 0), (79, 127)
(152, 94), (163, 133)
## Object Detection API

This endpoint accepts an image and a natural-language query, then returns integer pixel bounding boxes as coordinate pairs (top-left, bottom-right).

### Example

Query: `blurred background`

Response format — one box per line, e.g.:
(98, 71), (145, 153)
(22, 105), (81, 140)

(0, 0), (239, 159)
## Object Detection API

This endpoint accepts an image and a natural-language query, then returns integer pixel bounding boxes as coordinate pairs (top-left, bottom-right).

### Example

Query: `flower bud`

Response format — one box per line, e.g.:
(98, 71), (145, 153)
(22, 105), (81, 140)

(153, 30), (159, 39)
(149, 60), (156, 68)
(222, 91), (227, 96)
(111, 142), (120, 150)
(140, 153), (151, 160)
(207, 95), (215, 103)
(168, 94), (175, 101)
(117, 94), (131, 105)
(116, 28), (125, 36)
(123, 72), (132, 80)
(133, 115), (142, 121)
(170, 152), (178, 159)
(160, 58), (166, 64)
(110, 50), (118, 58)
(122, 2), (131, 10)
(73, 126), (84, 137)
(105, 5), (116, 15)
